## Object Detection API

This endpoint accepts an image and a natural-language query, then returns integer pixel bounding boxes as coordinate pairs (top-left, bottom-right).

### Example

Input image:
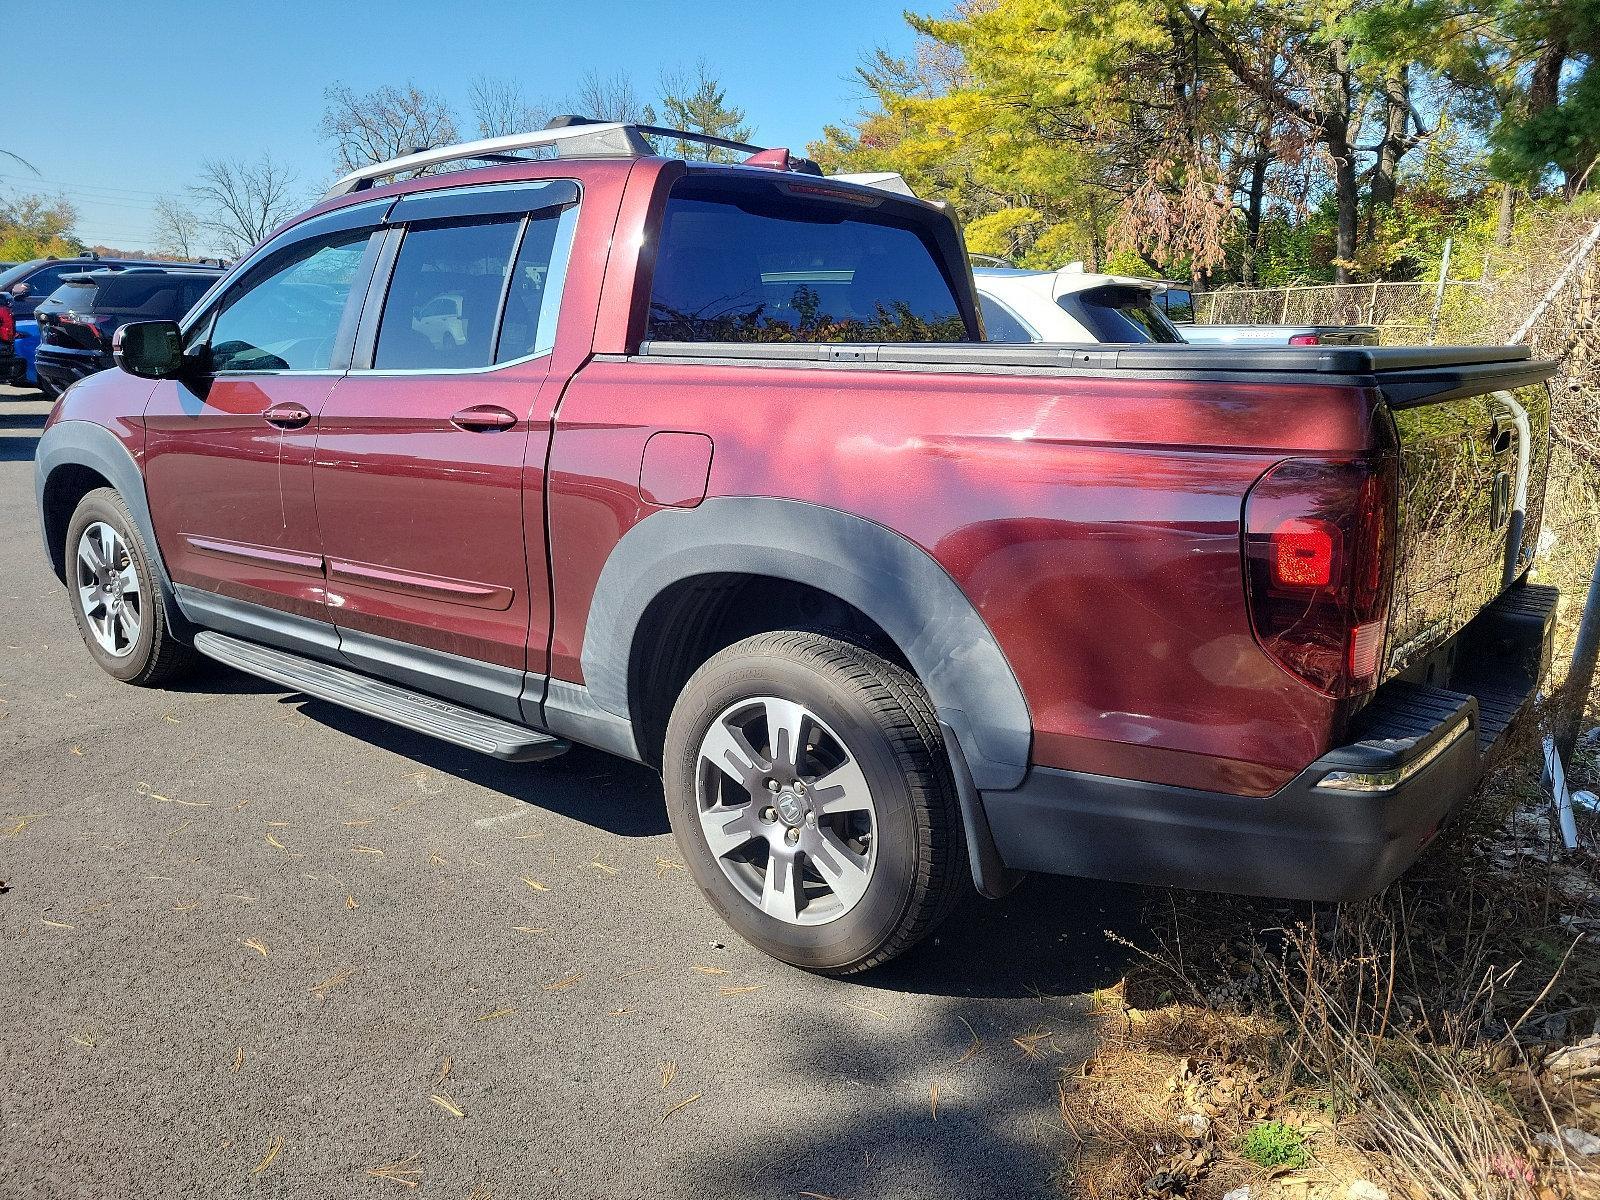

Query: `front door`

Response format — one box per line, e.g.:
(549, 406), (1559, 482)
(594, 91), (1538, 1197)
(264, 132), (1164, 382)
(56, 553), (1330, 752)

(144, 228), (378, 626)
(311, 191), (579, 717)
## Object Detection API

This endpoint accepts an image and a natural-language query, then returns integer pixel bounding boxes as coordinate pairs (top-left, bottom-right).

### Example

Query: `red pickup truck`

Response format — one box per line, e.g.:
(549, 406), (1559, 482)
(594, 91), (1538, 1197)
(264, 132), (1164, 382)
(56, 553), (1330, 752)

(35, 121), (1558, 973)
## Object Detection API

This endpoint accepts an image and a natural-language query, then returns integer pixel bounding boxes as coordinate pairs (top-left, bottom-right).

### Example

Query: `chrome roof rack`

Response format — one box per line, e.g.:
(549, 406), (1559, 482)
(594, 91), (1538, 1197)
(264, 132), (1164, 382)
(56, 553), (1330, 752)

(324, 115), (821, 198)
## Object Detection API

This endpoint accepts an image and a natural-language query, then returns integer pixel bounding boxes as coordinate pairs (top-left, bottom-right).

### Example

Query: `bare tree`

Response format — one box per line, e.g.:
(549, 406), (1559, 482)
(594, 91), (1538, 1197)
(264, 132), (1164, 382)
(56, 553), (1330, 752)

(319, 81), (459, 175)
(571, 70), (653, 124)
(188, 154), (300, 258)
(152, 195), (203, 259)
(470, 75), (549, 138)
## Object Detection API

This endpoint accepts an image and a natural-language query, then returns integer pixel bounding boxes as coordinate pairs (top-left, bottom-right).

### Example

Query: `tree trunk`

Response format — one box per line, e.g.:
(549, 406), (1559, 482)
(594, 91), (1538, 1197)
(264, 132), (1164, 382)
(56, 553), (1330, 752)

(1367, 68), (1409, 242)
(1482, 183), (1516, 280)
(1244, 151), (1267, 285)
(1332, 141), (1359, 284)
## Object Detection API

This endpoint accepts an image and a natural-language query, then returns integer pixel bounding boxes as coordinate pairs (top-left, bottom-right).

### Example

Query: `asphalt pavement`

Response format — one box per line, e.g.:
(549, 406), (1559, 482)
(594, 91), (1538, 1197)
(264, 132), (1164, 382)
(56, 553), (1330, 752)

(0, 383), (1142, 1199)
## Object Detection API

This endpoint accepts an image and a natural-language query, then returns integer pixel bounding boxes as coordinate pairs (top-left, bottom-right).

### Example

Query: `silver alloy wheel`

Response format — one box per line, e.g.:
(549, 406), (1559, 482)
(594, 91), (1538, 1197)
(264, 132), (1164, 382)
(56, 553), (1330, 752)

(695, 695), (878, 926)
(75, 520), (142, 658)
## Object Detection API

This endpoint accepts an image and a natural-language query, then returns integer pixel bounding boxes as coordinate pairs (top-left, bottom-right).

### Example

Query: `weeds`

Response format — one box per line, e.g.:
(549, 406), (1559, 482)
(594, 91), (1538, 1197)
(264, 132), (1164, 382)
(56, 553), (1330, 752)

(1062, 747), (1600, 1199)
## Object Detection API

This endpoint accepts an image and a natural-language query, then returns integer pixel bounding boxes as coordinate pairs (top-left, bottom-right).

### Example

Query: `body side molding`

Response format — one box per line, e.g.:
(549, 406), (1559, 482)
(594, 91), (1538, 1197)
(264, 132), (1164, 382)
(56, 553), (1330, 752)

(578, 496), (1033, 791)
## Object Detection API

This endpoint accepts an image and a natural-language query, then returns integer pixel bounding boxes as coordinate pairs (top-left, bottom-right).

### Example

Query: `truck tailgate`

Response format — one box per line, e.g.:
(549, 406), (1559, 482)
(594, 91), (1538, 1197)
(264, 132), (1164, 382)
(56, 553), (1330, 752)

(1385, 378), (1553, 677)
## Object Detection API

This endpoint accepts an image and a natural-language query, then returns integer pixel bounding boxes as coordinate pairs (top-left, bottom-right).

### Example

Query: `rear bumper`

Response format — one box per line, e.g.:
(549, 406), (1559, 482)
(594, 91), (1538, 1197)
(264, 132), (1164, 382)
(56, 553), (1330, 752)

(34, 347), (111, 390)
(982, 583), (1558, 901)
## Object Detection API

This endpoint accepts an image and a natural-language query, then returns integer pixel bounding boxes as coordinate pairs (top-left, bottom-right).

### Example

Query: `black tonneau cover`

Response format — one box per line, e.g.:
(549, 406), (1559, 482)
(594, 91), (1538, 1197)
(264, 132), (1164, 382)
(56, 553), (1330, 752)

(635, 341), (1556, 405)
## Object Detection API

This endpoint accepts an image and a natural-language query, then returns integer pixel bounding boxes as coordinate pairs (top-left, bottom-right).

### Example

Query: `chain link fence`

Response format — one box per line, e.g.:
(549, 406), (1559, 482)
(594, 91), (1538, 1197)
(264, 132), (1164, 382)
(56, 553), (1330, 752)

(1193, 280), (1493, 342)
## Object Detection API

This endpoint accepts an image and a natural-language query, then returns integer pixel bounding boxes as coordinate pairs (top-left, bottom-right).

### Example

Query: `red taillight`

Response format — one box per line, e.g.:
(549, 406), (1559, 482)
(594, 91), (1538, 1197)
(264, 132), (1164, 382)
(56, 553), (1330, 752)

(0, 305), (14, 343)
(1271, 519), (1336, 587)
(1243, 458), (1396, 697)
(1288, 334), (1322, 346)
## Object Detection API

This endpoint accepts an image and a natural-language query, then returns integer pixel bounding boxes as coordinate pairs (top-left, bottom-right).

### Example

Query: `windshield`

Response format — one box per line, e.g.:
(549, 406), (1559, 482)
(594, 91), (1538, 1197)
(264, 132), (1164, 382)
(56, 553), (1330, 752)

(0, 260), (48, 290)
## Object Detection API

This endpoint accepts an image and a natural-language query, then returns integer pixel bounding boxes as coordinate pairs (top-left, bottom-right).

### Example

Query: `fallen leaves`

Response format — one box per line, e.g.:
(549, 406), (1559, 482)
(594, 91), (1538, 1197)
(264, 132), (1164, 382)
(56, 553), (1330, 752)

(955, 1016), (983, 1065)
(41, 918), (74, 930)
(661, 1061), (677, 1090)
(544, 972), (584, 992)
(718, 985), (765, 996)
(930, 1082), (940, 1120)
(663, 1093), (702, 1122)
(367, 1152), (422, 1188)
(590, 860), (619, 875)
(1013, 1030), (1056, 1059)
(691, 964), (727, 976)
(172, 900), (199, 913)
(475, 1007), (517, 1022)
(350, 845), (385, 856)
(428, 1094), (465, 1119)
(309, 968), (356, 1000)
(231, 1047), (244, 1072)
(4, 816), (34, 838)
(520, 877), (548, 892)
(346, 895), (359, 910)
(137, 784), (210, 808)
(265, 833), (287, 851)
(70, 1032), (95, 1048)
(241, 937), (269, 959)
(251, 1135), (283, 1176)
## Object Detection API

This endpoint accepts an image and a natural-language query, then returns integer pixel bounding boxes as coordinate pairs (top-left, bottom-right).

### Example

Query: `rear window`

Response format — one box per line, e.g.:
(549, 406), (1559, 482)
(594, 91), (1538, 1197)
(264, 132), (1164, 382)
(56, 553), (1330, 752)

(94, 274), (216, 316)
(50, 280), (102, 309)
(647, 180), (969, 343)
(1062, 286), (1183, 343)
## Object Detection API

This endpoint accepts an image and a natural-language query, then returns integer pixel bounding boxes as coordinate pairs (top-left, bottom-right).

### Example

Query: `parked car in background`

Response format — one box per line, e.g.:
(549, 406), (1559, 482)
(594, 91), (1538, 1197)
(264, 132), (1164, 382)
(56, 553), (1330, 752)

(976, 267), (1382, 346)
(34, 266), (224, 397)
(0, 257), (183, 387)
(36, 118), (1558, 975)
(0, 293), (18, 384)
(974, 266), (1185, 342)
(1154, 283), (1380, 346)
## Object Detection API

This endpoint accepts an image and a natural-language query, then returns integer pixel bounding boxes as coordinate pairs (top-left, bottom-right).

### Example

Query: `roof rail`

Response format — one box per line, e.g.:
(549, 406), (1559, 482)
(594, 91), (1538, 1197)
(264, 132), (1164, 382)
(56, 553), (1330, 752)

(324, 115), (821, 198)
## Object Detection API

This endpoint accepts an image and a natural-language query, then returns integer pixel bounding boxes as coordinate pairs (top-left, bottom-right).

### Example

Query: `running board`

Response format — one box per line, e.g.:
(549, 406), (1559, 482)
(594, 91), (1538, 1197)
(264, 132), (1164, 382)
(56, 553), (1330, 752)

(192, 631), (569, 763)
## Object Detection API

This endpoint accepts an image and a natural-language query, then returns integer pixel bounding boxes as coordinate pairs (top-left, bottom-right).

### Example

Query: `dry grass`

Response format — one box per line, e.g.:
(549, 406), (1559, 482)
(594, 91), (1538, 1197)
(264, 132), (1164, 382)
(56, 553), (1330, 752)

(1063, 748), (1600, 1200)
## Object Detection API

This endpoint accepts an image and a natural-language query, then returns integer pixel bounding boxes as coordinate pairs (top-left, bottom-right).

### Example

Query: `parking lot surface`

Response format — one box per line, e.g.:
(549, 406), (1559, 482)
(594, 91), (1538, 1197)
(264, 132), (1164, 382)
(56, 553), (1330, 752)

(0, 384), (1137, 1198)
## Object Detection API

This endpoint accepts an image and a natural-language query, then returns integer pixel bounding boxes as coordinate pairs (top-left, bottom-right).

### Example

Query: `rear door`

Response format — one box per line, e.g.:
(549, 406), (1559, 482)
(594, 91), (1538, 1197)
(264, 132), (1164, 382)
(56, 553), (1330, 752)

(311, 181), (580, 717)
(144, 217), (383, 627)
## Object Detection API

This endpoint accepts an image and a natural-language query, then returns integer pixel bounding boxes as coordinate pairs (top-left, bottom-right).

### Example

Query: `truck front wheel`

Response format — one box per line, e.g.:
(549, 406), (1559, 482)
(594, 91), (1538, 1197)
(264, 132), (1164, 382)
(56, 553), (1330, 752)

(662, 631), (966, 974)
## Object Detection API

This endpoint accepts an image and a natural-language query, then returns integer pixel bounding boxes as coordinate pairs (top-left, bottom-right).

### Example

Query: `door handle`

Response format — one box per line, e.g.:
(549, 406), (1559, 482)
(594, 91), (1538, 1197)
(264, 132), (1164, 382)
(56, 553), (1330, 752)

(264, 402), (312, 429)
(450, 404), (518, 432)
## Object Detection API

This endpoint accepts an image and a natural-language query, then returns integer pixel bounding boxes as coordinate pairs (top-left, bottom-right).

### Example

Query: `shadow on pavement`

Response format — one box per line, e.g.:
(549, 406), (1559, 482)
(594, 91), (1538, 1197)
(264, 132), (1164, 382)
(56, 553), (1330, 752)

(290, 695), (673, 838)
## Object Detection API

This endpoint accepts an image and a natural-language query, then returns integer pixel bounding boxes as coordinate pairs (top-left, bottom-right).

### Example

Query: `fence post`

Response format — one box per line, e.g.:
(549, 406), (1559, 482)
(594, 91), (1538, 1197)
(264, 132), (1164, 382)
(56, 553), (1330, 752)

(1428, 238), (1452, 344)
(1367, 281), (1379, 324)
(1279, 286), (1290, 323)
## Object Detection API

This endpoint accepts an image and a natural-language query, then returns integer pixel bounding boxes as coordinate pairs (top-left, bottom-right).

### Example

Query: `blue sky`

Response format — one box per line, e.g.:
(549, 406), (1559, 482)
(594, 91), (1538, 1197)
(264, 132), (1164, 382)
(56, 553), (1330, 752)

(5, 1), (920, 253)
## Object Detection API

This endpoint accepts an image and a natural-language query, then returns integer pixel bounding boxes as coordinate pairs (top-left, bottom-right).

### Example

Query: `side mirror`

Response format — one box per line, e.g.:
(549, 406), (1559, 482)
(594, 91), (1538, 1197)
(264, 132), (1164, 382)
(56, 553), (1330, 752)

(113, 320), (184, 379)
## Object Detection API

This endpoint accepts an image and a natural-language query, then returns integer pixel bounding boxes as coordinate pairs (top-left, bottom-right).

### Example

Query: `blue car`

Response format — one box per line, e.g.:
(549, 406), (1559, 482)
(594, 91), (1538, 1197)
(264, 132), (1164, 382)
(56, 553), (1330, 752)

(0, 256), (181, 390)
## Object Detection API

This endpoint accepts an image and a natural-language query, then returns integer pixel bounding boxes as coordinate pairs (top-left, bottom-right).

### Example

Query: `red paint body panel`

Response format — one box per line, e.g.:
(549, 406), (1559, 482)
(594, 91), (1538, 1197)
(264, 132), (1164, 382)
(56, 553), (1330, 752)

(313, 367), (552, 671)
(547, 358), (1378, 794)
(144, 374), (335, 622)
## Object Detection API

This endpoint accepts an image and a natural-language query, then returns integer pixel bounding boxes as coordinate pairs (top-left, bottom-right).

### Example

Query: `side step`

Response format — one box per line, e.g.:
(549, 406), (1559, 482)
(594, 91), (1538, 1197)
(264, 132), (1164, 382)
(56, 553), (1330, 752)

(193, 631), (569, 763)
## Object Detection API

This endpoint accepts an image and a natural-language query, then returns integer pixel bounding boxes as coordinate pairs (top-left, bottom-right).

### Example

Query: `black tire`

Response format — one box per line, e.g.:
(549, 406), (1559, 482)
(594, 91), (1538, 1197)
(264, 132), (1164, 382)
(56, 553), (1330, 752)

(663, 631), (967, 974)
(63, 488), (197, 686)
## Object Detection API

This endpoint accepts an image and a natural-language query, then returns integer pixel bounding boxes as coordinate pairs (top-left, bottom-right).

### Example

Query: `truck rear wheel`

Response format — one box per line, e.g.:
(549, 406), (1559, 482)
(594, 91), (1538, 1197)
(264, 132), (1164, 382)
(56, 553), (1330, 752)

(662, 631), (966, 974)
(65, 488), (196, 686)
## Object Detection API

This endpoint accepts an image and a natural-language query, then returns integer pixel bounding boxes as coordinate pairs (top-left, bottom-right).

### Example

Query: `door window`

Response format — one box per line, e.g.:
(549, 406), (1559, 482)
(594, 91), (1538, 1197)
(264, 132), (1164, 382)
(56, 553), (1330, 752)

(372, 218), (521, 370)
(495, 206), (579, 363)
(209, 234), (371, 373)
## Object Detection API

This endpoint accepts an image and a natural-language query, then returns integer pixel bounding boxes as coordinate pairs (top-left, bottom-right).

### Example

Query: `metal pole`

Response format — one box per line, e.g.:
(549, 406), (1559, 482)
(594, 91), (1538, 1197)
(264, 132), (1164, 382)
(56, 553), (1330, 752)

(1556, 549), (1600, 767)
(1428, 237), (1452, 344)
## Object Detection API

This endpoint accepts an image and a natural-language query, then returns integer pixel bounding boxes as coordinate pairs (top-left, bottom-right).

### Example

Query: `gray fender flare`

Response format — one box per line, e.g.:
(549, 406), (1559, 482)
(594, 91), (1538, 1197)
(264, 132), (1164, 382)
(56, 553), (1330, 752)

(34, 419), (190, 635)
(581, 497), (1032, 792)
